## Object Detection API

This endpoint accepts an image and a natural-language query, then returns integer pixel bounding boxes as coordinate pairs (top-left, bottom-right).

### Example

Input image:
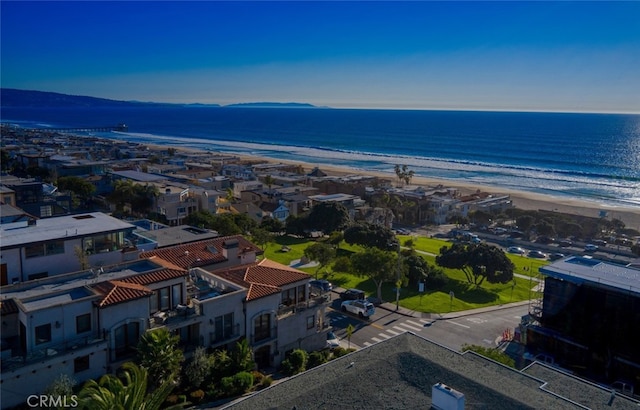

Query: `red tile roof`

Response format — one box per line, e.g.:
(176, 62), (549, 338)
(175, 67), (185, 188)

(119, 268), (187, 286)
(93, 280), (153, 307)
(140, 235), (262, 269)
(212, 259), (310, 301)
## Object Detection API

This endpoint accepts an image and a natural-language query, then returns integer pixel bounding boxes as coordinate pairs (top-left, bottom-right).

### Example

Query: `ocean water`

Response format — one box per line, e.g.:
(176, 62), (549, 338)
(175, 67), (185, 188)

(2, 106), (640, 208)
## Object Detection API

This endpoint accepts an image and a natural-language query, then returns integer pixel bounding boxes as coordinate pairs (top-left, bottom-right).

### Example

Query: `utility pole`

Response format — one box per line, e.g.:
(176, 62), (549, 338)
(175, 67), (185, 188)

(396, 242), (402, 311)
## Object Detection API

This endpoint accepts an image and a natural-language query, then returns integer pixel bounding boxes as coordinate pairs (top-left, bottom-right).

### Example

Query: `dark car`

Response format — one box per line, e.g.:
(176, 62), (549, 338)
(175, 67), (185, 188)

(309, 279), (332, 294)
(340, 288), (366, 301)
(558, 239), (573, 247)
(549, 253), (565, 261)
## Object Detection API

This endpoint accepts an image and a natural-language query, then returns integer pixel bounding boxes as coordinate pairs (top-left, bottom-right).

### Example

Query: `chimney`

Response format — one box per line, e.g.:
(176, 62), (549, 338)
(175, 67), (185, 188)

(222, 239), (239, 261)
(431, 383), (464, 410)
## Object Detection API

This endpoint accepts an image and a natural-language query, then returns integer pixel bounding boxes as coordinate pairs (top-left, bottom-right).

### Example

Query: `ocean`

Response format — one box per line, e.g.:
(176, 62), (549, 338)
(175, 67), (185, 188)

(2, 106), (640, 208)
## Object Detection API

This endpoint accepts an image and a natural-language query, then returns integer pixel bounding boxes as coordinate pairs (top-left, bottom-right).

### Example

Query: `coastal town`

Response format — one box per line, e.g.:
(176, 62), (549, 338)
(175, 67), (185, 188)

(1, 125), (640, 409)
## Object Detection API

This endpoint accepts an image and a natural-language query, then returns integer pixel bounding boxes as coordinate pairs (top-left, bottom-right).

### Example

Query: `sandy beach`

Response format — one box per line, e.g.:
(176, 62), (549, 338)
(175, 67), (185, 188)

(143, 142), (640, 229)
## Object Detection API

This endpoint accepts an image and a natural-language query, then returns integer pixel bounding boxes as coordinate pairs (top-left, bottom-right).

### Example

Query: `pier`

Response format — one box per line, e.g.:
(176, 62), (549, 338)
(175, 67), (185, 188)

(24, 123), (128, 133)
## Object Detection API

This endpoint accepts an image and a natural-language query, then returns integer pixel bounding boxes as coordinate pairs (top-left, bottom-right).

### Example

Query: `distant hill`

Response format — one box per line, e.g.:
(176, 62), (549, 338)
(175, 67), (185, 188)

(0, 88), (316, 109)
(224, 102), (317, 108)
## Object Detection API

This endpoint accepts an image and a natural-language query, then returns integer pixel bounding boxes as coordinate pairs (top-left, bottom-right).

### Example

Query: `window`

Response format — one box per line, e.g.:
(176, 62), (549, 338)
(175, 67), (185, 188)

(281, 288), (295, 306)
(254, 314), (271, 342)
(213, 313), (235, 343)
(40, 205), (52, 217)
(25, 244), (45, 258)
(76, 314), (91, 334)
(35, 324), (52, 345)
(297, 285), (307, 303)
(307, 315), (315, 330)
(159, 287), (170, 311)
(114, 322), (140, 359)
(74, 355), (90, 373)
(45, 241), (65, 255)
(28, 272), (48, 281)
(172, 284), (182, 309)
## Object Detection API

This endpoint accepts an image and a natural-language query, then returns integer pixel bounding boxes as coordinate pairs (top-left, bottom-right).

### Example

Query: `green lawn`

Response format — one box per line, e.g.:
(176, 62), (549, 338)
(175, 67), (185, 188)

(263, 235), (546, 314)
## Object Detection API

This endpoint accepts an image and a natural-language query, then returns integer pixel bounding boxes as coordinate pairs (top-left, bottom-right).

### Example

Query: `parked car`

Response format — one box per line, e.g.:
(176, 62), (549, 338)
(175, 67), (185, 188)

(341, 299), (375, 318)
(528, 250), (547, 259)
(584, 244), (599, 253)
(309, 279), (332, 294)
(326, 331), (340, 349)
(535, 236), (554, 244)
(549, 253), (565, 261)
(507, 246), (526, 255)
(340, 288), (366, 301)
(558, 239), (573, 247)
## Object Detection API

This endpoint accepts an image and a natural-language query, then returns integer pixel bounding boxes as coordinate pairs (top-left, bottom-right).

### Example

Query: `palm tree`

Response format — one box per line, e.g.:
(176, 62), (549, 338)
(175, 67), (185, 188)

(136, 328), (183, 389)
(78, 362), (181, 410)
(231, 338), (255, 373)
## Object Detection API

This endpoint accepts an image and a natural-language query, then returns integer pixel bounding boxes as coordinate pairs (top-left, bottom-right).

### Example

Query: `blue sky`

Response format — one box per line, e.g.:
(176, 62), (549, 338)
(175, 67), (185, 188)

(2, 1), (639, 113)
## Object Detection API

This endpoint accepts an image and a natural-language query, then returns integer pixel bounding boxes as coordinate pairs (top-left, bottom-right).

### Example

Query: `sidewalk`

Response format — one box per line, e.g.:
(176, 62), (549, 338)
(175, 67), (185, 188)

(332, 286), (531, 321)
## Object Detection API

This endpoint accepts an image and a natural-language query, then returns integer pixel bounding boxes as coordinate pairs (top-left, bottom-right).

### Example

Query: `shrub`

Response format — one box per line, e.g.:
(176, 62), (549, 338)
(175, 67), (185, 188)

(280, 349), (308, 375)
(251, 370), (265, 386)
(233, 371), (254, 394)
(261, 375), (273, 388)
(185, 347), (214, 389)
(189, 389), (205, 403)
(308, 350), (329, 368)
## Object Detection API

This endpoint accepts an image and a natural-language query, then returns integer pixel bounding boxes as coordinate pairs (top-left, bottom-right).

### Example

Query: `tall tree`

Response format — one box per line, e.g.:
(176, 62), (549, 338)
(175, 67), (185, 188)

(436, 243), (514, 287)
(303, 242), (336, 279)
(136, 328), (184, 389)
(306, 202), (350, 234)
(78, 362), (181, 410)
(230, 338), (255, 374)
(343, 223), (398, 251)
(350, 247), (400, 301)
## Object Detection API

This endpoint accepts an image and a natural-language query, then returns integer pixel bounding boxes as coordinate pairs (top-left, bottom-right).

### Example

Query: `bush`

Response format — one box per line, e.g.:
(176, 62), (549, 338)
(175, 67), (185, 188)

(261, 375), (273, 388)
(307, 350), (329, 368)
(251, 370), (265, 386)
(280, 349), (308, 375)
(425, 267), (449, 290)
(233, 371), (254, 394)
(189, 389), (205, 403)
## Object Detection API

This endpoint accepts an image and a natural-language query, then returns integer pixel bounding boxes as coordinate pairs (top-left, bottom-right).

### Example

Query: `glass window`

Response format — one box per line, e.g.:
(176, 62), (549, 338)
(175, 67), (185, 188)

(149, 291), (158, 313)
(35, 324), (51, 345)
(74, 355), (90, 373)
(254, 314), (271, 342)
(159, 287), (170, 311)
(172, 284), (181, 308)
(76, 314), (91, 334)
(114, 322), (140, 359)
(297, 285), (306, 303)
(307, 315), (315, 330)
(224, 313), (233, 339)
(25, 244), (45, 258)
(281, 288), (295, 306)
(45, 241), (65, 255)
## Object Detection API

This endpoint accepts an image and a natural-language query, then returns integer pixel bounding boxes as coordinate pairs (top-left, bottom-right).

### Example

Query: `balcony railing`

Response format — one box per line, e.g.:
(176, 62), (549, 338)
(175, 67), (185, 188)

(277, 294), (330, 318)
(1, 332), (106, 372)
(210, 324), (241, 348)
(150, 304), (202, 329)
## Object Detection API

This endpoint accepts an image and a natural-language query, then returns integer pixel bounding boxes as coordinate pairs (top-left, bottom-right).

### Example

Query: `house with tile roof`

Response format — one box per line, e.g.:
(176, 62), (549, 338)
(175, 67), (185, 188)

(0, 256), (249, 409)
(142, 236), (330, 369)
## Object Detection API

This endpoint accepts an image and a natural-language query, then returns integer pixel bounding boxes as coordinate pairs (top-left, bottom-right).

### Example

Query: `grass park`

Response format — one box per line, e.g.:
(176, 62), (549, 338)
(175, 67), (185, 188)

(262, 234), (549, 314)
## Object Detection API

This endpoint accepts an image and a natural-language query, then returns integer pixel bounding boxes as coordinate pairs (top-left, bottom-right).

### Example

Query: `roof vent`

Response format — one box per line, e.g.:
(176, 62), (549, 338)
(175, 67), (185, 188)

(432, 383), (465, 410)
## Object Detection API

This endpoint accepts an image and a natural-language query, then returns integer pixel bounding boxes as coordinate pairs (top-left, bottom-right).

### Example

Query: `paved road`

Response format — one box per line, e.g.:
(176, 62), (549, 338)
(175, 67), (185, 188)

(326, 300), (529, 352)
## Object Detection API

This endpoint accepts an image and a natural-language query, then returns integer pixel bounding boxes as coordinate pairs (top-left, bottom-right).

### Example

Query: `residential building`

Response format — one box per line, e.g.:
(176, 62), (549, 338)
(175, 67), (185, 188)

(0, 212), (137, 284)
(522, 257), (640, 389)
(225, 332), (640, 410)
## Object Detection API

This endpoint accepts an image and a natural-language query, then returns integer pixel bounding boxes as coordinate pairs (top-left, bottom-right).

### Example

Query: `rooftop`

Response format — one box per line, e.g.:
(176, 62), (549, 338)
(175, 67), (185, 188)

(226, 332), (640, 410)
(134, 225), (220, 248)
(540, 256), (640, 295)
(0, 212), (135, 248)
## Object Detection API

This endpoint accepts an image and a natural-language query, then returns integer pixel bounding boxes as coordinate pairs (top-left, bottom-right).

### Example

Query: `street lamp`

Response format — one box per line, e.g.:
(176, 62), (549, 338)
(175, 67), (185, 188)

(396, 242), (402, 311)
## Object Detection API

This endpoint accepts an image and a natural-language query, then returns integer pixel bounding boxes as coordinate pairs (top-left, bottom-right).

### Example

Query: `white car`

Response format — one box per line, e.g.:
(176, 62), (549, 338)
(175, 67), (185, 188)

(326, 331), (340, 349)
(341, 299), (376, 319)
(507, 246), (525, 255)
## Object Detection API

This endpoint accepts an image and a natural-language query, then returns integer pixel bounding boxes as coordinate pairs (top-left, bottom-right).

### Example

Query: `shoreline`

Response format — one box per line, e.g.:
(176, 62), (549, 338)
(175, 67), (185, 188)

(139, 141), (640, 229)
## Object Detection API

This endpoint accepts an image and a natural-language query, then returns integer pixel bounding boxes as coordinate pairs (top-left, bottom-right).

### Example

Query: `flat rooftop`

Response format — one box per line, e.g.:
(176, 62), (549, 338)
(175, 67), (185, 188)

(0, 212), (135, 248)
(135, 225), (219, 248)
(540, 256), (640, 295)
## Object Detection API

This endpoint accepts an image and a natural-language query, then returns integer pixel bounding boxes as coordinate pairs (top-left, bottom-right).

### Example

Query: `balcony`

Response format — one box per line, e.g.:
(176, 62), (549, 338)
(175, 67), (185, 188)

(277, 294), (331, 318)
(150, 304), (202, 329)
(1, 332), (106, 372)
(210, 324), (241, 348)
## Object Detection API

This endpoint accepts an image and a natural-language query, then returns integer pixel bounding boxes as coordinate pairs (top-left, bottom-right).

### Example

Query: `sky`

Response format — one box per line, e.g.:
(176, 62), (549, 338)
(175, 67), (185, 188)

(1, 1), (639, 113)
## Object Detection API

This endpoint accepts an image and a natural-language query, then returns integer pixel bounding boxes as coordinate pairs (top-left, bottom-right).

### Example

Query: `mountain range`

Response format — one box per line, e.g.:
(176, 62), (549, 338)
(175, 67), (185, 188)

(0, 88), (318, 109)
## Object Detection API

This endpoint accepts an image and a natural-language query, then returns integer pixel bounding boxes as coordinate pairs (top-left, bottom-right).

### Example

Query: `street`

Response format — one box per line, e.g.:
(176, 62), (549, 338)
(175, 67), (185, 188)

(326, 298), (529, 352)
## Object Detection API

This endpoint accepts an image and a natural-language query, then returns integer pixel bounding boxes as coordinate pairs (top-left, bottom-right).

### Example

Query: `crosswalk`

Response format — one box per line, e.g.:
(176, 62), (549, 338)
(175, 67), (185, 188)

(330, 316), (433, 347)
